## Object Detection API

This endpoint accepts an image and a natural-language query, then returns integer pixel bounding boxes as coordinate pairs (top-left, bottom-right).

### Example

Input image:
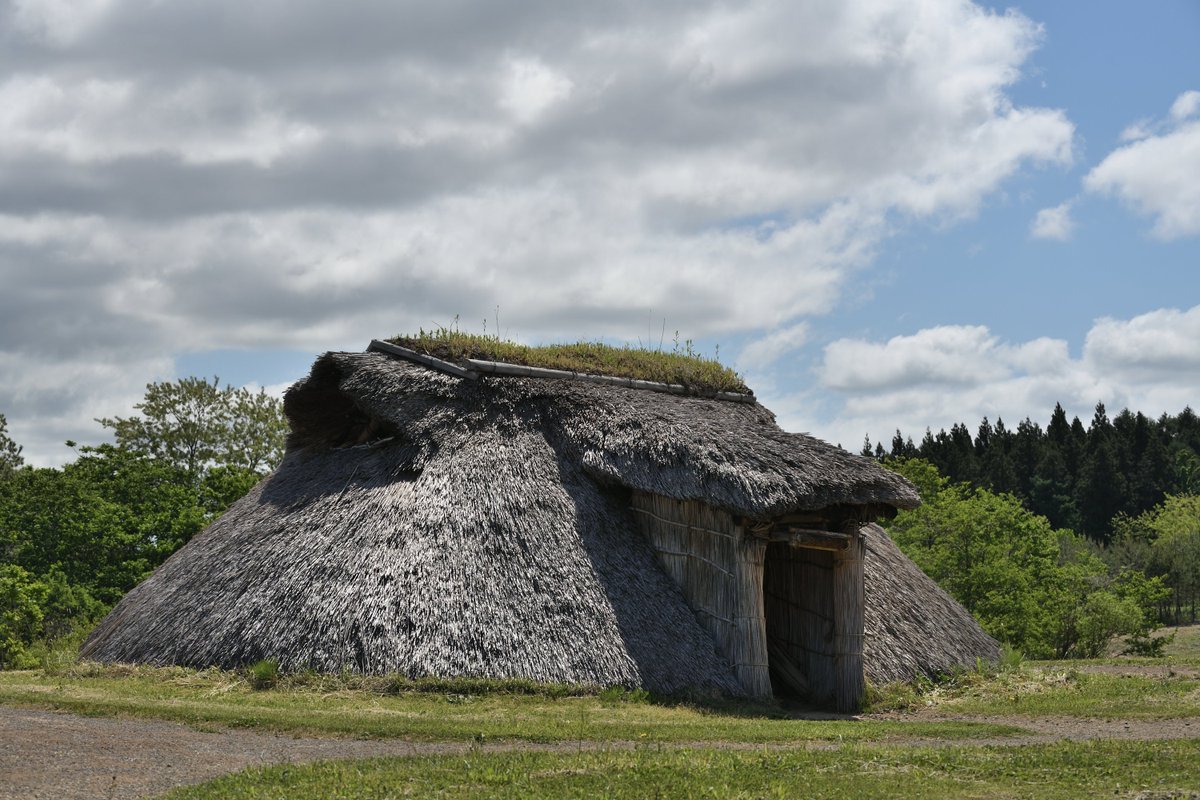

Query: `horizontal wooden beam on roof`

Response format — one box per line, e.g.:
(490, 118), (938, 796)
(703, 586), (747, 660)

(366, 340), (477, 380)
(465, 358), (756, 403)
(765, 527), (851, 552)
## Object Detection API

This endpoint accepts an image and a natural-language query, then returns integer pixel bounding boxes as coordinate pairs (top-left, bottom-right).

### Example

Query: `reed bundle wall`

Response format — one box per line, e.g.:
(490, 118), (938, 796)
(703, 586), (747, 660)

(631, 491), (771, 697)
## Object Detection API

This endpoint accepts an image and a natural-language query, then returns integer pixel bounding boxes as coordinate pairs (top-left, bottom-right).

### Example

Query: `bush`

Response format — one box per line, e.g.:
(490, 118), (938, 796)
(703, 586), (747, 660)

(247, 658), (280, 689)
(884, 459), (1169, 659)
(0, 565), (44, 669)
(0, 565), (107, 670)
(1068, 591), (1143, 658)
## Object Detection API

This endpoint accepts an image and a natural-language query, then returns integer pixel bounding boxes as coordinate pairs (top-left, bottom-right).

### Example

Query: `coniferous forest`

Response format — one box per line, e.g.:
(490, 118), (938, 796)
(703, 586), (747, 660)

(864, 403), (1200, 544)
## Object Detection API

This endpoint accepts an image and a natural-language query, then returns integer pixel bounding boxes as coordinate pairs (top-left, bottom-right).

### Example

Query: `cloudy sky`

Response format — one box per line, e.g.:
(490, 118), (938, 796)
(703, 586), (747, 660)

(2, 0), (1197, 465)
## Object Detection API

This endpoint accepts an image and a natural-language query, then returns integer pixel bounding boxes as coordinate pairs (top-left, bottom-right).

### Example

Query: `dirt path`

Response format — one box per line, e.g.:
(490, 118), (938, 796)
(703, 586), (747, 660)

(4, 705), (1200, 800)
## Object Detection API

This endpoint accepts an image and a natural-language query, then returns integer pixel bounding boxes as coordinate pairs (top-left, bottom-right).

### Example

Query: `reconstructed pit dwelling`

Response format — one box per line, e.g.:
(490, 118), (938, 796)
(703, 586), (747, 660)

(84, 341), (998, 711)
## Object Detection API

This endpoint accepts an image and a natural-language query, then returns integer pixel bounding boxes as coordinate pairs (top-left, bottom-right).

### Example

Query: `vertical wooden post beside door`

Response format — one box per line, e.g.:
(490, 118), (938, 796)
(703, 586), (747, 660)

(832, 522), (865, 712)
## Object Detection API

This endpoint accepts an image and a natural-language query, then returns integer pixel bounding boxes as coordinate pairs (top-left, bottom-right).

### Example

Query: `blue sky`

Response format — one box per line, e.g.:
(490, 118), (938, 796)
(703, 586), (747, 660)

(1, 0), (1197, 464)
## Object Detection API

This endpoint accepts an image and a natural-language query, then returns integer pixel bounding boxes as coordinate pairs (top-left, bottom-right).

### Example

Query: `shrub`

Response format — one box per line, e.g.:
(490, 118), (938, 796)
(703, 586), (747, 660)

(0, 565), (44, 669)
(247, 658), (280, 689)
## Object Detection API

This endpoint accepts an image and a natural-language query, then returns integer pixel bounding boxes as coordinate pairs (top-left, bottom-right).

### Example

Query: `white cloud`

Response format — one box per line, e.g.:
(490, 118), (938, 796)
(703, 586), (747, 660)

(809, 306), (1200, 451)
(0, 0), (1076, 464)
(820, 326), (1015, 391)
(736, 323), (809, 372)
(1085, 306), (1200, 376)
(1085, 91), (1200, 239)
(1030, 200), (1074, 240)
(499, 57), (573, 124)
(1119, 120), (1152, 142)
(1170, 90), (1200, 122)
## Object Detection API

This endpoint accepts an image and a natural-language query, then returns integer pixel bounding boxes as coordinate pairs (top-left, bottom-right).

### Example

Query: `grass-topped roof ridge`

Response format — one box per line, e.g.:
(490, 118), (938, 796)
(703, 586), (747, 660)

(388, 329), (751, 395)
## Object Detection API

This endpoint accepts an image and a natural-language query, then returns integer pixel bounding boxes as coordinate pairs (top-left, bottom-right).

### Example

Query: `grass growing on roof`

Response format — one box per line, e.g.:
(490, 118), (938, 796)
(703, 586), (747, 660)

(390, 328), (750, 395)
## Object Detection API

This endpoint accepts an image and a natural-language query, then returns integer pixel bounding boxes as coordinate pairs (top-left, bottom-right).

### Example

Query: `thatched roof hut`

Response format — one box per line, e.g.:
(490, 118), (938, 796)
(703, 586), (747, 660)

(83, 345), (998, 711)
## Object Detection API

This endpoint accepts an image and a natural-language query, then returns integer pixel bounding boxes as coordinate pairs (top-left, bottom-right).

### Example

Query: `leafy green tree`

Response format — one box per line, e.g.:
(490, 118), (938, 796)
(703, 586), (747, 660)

(0, 564), (105, 669)
(1175, 450), (1200, 495)
(0, 446), (207, 605)
(884, 460), (1061, 654)
(0, 413), (23, 479)
(1137, 495), (1200, 623)
(96, 377), (286, 482)
(1, 380), (286, 670)
(883, 459), (1161, 658)
(0, 564), (43, 668)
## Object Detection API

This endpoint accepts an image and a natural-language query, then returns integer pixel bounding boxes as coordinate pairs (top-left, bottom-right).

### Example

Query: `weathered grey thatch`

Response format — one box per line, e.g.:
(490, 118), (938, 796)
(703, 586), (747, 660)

(84, 349), (993, 699)
(862, 524), (1001, 683)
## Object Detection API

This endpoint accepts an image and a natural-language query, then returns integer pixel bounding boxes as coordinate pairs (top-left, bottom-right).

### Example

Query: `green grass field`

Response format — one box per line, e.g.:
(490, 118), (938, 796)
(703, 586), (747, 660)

(3, 625), (1199, 798)
(163, 740), (1200, 800)
(0, 663), (1016, 745)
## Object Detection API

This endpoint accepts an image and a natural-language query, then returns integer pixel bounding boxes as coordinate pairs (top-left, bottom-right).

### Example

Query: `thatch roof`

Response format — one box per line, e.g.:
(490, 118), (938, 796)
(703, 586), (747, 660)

(83, 350), (989, 695)
(285, 352), (919, 518)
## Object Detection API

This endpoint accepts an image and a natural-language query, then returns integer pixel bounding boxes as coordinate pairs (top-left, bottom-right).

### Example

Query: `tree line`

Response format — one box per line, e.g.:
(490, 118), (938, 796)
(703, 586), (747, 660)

(0, 379), (287, 668)
(865, 403), (1200, 544)
(870, 402), (1200, 650)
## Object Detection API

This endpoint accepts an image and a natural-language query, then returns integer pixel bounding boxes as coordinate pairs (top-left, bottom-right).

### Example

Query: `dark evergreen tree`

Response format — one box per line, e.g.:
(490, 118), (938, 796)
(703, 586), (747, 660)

(1068, 415), (1088, 474)
(1075, 403), (1127, 544)
(943, 422), (977, 483)
(981, 417), (1018, 495)
(874, 402), (1197, 538)
(1047, 403), (1071, 450)
(1126, 412), (1170, 517)
(890, 429), (917, 459)
(1170, 407), (1200, 453)
(0, 413), (23, 479)
(975, 417), (994, 458)
(1010, 417), (1044, 501)
(1030, 447), (1079, 530)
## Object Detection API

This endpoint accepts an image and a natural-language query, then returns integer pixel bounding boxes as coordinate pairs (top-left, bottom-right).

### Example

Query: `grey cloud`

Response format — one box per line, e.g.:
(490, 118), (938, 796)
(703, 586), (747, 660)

(3, 0), (687, 75)
(0, 142), (498, 218)
(0, 243), (159, 357)
(0, 0), (1075, 463)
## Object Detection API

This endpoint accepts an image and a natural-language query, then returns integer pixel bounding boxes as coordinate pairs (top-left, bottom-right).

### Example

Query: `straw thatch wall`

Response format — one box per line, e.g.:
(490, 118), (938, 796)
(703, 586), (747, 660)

(83, 350), (994, 697)
(863, 523), (1001, 682)
(83, 426), (741, 696)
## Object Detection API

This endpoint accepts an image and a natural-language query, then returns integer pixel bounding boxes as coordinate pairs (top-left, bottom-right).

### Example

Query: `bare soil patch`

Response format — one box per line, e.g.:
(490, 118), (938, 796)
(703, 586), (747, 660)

(0, 706), (471, 800)
(866, 710), (1200, 747)
(1070, 663), (1200, 679)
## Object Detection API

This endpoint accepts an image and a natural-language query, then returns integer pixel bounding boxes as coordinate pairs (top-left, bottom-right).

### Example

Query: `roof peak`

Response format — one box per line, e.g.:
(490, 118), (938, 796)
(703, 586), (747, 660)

(372, 333), (755, 402)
